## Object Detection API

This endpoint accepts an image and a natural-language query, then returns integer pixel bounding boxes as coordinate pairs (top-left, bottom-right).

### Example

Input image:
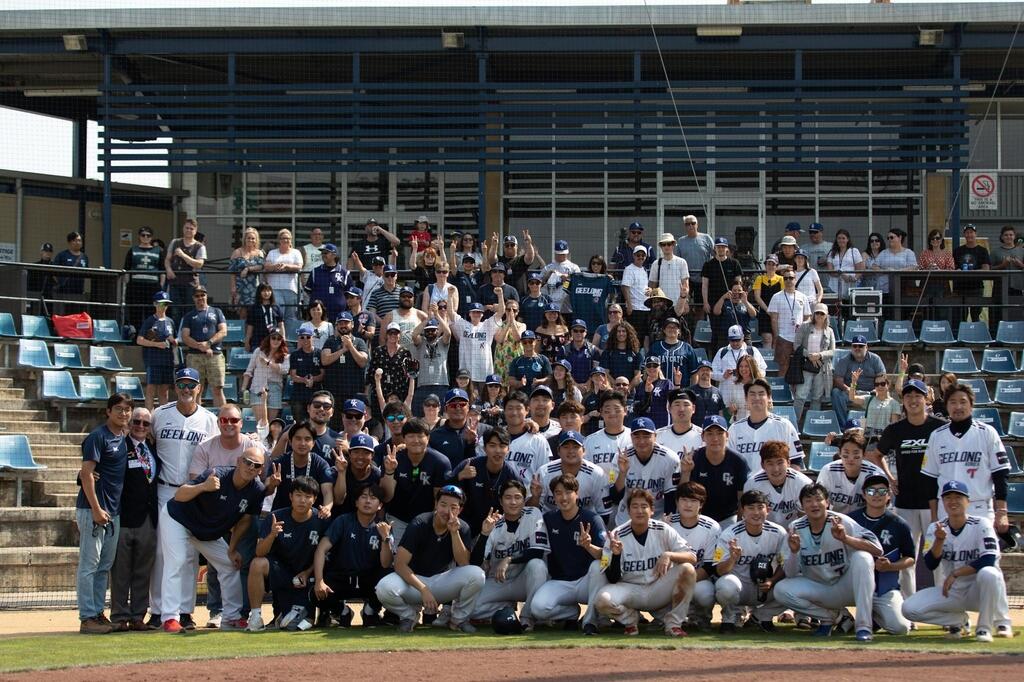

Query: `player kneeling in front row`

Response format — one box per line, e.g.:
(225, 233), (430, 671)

(667, 482), (720, 630)
(774, 483), (883, 642)
(246, 476), (327, 631)
(712, 490), (787, 633)
(311, 483), (394, 628)
(902, 481), (1015, 642)
(595, 488), (698, 637)
(160, 446), (267, 633)
(375, 485), (485, 633)
(530, 474), (607, 634)
(470, 480), (549, 630)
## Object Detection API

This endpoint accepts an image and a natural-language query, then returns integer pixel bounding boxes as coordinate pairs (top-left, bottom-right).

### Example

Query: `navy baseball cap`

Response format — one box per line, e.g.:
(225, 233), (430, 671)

(697, 359), (713, 370)
(485, 374), (502, 385)
(794, 249), (808, 259)
(382, 264), (397, 274)
(663, 317), (682, 328)
(527, 272), (542, 282)
(399, 286), (416, 297)
(630, 417), (656, 433)
(571, 319), (587, 331)
(349, 434), (375, 452)
(556, 359), (572, 372)
(590, 365), (608, 376)
(808, 223), (823, 233)
(644, 356), (661, 367)
(558, 430), (585, 447)
(545, 303), (561, 313)
(424, 318), (439, 330)
(714, 236), (730, 247)
(335, 311), (353, 323)
(629, 221), (644, 231)
(520, 330), (537, 340)
(491, 262), (507, 273)
(940, 480), (970, 498)
(153, 291), (172, 304)
(297, 322), (315, 336)
(371, 256), (387, 266)
(345, 287), (363, 297)
(554, 240), (569, 254)
(319, 243), (338, 254)
(175, 367), (200, 383)
(786, 222), (802, 233)
(468, 302), (484, 313)
(851, 335), (868, 346)
(703, 415), (728, 431)
(444, 388), (470, 404)
(366, 218), (379, 225)
(902, 379), (929, 396)
(504, 234), (518, 245)
(462, 254), (477, 263)
(424, 394), (441, 406)
(530, 385), (554, 399)
(342, 398), (366, 415)
(727, 325), (744, 340)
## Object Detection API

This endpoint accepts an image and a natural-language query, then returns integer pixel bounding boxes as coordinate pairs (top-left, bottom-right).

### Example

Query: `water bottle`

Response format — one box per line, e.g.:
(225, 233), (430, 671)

(243, 389), (251, 405)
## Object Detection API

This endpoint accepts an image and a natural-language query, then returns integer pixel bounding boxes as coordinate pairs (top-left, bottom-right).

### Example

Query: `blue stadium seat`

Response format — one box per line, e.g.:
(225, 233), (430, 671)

(767, 376), (793, 404)
(774, 405), (798, 431)
(843, 319), (879, 345)
(761, 347), (779, 374)
(1010, 412), (1024, 440)
(829, 315), (841, 342)
(89, 346), (130, 372)
(17, 339), (58, 370)
(285, 318), (302, 344)
(959, 377), (992, 406)
(693, 320), (712, 345)
(847, 410), (865, 425)
(227, 347), (254, 372)
(920, 320), (955, 346)
(52, 343), (87, 370)
(996, 320), (1024, 346)
(941, 348), (978, 374)
(0, 313), (17, 337)
(972, 407), (1005, 437)
(77, 374), (111, 402)
(225, 319), (245, 345)
(92, 319), (130, 345)
(241, 407), (257, 433)
(20, 315), (57, 339)
(958, 321), (993, 345)
(1006, 447), (1022, 476)
(41, 370), (80, 401)
(832, 349), (850, 369)
(205, 375), (239, 403)
(981, 348), (1019, 375)
(694, 347), (709, 364)
(802, 410), (840, 438)
(807, 442), (838, 473)
(0, 434), (46, 506)
(995, 379), (1024, 407)
(881, 320), (917, 346)
(1007, 482), (1024, 515)
(113, 375), (145, 402)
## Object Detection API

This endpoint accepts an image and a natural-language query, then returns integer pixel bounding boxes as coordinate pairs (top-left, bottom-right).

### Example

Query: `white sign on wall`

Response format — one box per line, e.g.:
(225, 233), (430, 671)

(0, 242), (16, 262)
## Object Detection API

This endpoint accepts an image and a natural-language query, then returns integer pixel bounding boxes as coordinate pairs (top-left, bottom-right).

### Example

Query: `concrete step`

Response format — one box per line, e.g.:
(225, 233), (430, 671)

(0, 388), (26, 401)
(30, 443), (83, 458)
(0, 546), (77, 593)
(0, 507), (78, 549)
(0, 409), (49, 421)
(34, 455), (81, 468)
(0, 420), (59, 434)
(45, 492), (79, 507)
(39, 480), (80, 496)
(0, 399), (44, 410)
(9, 432), (88, 445)
(0, 376), (13, 387)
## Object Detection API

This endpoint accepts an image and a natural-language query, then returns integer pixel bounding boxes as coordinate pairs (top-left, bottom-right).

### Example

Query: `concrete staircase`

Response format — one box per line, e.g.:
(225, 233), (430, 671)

(0, 373), (89, 603)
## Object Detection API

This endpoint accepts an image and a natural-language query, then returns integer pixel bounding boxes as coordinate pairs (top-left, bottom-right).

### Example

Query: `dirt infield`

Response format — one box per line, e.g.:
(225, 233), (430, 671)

(2, 648), (1019, 681)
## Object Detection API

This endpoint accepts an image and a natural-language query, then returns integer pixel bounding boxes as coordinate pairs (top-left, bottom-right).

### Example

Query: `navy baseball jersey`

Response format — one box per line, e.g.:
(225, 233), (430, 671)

(449, 455), (521, 536)
(387, 448), (452, 523)
(508, 354), (552, 389)
(400, 511), (473, 577)
(269, 452), (336, 507)
(167, 466), (265, 541)
(260, 508), (328, 574)
(324, 512), (393, 576)
(689, 447), (751, 522)
(568, 273), (613, 332)
(849, 508), (915, 596)
(543, 508), (607, 581)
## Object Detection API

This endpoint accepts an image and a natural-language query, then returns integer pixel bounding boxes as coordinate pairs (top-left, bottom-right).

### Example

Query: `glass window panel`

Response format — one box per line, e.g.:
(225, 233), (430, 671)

(197, 172), (242, 215)
(872, 196), (922, 250)
(819, 198), (870, 250)
(555, 200), (606, 267)
(245, 171), (293, 216)
(1001, 116), (1024, 170)
(347, 170), (389, 212)
(967, 118), (997, 169)
(296, 172), (342, 216)
(396, 171), (440, 213)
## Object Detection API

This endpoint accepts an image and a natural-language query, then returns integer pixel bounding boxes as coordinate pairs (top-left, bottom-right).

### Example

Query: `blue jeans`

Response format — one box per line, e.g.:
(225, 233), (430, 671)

(275, 289), (299, 323)
(76, 508), (121, 620)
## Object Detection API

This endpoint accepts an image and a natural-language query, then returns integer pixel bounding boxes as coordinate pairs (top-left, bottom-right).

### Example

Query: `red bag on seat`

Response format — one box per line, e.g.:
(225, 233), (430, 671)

(52, 312), (93, 338)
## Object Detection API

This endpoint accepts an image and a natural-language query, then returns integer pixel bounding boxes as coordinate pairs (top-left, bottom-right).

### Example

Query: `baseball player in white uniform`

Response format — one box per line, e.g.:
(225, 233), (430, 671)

(744, 440), (812, 525)
(816, 430), (886, 514)
(656, 388), (704, 456)
(727, 378), (804, 472)
(902, 480), (1015, 641)
(611, 417), (680, 525)
(595, 488), (697, 636)
(470, 480), (549, 628)
(774, 482), (883, 642)
(583, 391), (632, 481)
(712, 490), (788, 632)
(921, 383), (1011, 528)
(502, 392), (555, 484)
(667, 481), (721, 628)
(530, 431), (610, 521)
(151, 367), (219, 627)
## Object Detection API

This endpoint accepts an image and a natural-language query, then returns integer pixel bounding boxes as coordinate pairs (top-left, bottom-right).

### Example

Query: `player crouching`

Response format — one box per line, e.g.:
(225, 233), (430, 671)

(470, 480), (549, 631)
(667, 482), (720, 630)
(774, 483), (883, 642)
(902, 481), (1015, 642)
(246, 476), (328, 631)
(375, 485), (485, 633)
(594, 488), (698, 637)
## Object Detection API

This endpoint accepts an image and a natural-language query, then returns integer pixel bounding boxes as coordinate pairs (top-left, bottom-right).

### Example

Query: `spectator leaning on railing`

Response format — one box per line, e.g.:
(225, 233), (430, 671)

(164, 218), (206, 320)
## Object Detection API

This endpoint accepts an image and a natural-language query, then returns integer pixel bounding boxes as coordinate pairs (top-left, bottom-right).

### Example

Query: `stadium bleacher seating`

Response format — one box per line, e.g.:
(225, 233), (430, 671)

(0, 434), (46, 507)
(0, 312), (17, 337)
(995, 379), (1024, 407)
(1009, 412), (1024, 440)
(843, 319), (879, 345)
(960, 377), (992, 405)
(958, 321), (993, 345)
(227, 347), (254, 372)
(767, 376), (793, 404)
(981, 348), (1019, 375)
(1006, 447), (1022, 476)
(693, 320), (712, 346)
(205, 375), (239, 403)
(802, 410), (839, 438)
(996, 320), (1024, 346)
(89, 346), (130, 372)
(774, 405), (798, 431)
(20, 315), (57, 340)
(920, 320), (955, 346)
(941, 348), (978, 374)
(1007, 482), (1024, 515)
(807, 442), (838, 472)
(114, 374), (145, 402)
(77, 374), (110, 402)
(881, 320), (917, 346)
(225, 319), (245, 345)
(92, 319), (130, 345)
(761, 347), (779, 374)
(51, 343), (87, 370)
(17, 339), (57, 370)
(973, 407), (1005, 437)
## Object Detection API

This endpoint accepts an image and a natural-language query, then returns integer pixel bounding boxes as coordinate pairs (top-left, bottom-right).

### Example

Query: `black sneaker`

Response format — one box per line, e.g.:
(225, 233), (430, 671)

(362, 612), (383, 628)
(315, 609), (334, 629)
(564, 619), (581, 632)
(582, 623), (598, 636)
(421, 613), (438, 626)
(719, 622), (737, 635)
(755, 618), (777, 633)
(337, 607), (353, 628)
(180, 614), (197, 631)
(145, 614), (161, 630)
(381, 610), (401, 626)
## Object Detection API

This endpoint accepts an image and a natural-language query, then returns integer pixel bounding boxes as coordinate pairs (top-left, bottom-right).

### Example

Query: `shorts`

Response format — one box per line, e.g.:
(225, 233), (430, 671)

(146, 360), (174, 385)
(254, 382), (283, 410)
(186, 352), (226, 388)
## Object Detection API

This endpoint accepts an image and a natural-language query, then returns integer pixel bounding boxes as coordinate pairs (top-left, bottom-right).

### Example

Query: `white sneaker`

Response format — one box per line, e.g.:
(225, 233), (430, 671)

(246, 610), (264, 632)
(280, 606), (306, 630)
(206, 613), (222, 629)
(976, 629), (993, 643)
(996, 625), (1015, 638)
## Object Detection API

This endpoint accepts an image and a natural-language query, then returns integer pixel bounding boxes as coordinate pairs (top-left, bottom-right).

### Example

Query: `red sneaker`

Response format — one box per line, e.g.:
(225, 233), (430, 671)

(624, 625), (639, 636)
(666, 626), (688, 637)
(162, 619), (183, 633)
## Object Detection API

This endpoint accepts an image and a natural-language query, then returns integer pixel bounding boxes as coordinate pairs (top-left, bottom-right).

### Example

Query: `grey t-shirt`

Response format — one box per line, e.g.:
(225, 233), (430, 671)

(676, 233), (714, 282)
(992, 244), (1024, 292)
(803, 240), (833, 271)
(414, 338), (451, 387)
(834, 351), (886, 392)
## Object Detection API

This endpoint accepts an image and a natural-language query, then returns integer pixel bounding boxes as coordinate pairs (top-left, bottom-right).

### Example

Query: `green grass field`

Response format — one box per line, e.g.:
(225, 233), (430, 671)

(0, 625), (1021, 673)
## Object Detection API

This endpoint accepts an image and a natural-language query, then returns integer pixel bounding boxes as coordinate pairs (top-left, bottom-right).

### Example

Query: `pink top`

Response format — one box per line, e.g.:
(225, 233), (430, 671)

(919, 249), (954, 270)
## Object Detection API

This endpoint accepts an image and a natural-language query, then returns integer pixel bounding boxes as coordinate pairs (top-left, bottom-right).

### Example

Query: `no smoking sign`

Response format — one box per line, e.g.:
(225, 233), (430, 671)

(969, 172), (998, 210)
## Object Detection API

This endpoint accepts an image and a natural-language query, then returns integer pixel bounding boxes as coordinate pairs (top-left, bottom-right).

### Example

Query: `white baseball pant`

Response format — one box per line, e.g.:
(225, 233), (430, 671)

(150, 483), (198, 617)
(872, 589), (911, 635)
(774, 551), (876, 631)
(895, 507), (931, 599)
(530, 560), (606, 626)
(471, 558), (548, 622)
(902, 566), (1010, 634)
(375, 566), (485, 623)
(690, 579), (716, 623)
(158, 506), (243, 623)
(595, 563), (695, 631)
(715, 574), (786, 624)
